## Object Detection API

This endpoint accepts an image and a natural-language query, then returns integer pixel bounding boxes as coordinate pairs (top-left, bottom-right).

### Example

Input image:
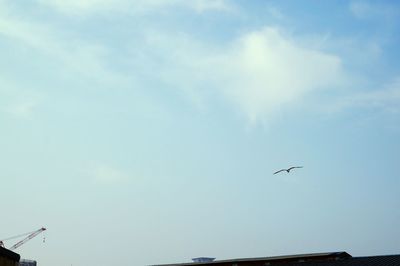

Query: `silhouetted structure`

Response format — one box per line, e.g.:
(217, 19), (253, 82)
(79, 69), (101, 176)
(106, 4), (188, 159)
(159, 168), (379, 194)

(0, 246), (20, 266)
(19, 259), (37, 266)
(192, 258), (216, 263)
(151, 252), (400, 266)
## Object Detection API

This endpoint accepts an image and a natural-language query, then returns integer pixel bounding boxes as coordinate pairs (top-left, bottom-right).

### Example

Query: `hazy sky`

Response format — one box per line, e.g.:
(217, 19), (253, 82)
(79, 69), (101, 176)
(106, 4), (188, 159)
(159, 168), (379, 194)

(1, 1), (400, 265)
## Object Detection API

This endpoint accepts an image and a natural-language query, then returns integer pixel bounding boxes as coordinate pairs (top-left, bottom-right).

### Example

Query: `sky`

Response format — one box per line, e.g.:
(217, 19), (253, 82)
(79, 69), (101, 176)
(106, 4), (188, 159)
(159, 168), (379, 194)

(1, 0), (400, 265)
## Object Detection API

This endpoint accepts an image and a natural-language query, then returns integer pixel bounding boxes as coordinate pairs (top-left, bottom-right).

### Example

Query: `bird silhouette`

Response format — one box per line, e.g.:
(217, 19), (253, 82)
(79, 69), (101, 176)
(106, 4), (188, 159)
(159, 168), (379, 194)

(273, 166), (303, 175)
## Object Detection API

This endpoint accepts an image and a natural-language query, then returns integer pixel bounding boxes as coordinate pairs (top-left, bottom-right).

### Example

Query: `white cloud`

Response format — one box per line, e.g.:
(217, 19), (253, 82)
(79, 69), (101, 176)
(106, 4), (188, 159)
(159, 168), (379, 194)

(342, 77), (400, 113)
(350, 1), (372, 18)
(219, 28), (344, 122)
(37, 0), (128, 15)
(5, 101), (39, 118)
(317, 75), (400, 117)
(89, 164), (129, 184)
(152, 27), (347, 122)
(0, 75), (41, 118)
(36, 0), (233, 16)
(350, 1), (399, 20)
(2, 1), (378, 124)
(189, 0), (232, 12)
(0, 10), (126, 85)
(266, 7), (286, 20)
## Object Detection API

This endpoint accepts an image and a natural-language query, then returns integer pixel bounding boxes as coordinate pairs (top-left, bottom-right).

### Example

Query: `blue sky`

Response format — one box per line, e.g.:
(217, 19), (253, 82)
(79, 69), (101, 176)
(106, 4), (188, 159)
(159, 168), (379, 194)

(1, 1), (399, 265)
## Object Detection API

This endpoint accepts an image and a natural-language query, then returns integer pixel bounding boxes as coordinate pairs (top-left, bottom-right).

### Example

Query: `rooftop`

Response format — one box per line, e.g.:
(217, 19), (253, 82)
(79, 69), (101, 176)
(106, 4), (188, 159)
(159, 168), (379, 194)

(150, 252), (400, 266)
(0, 246), (20, 262)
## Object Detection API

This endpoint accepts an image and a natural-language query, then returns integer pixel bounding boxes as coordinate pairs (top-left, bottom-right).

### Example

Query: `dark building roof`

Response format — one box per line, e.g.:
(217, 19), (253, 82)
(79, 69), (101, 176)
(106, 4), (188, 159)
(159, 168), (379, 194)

(285, 255), (400, 266)
(151, 252), (400, 266)
(0, 246), (20, 262)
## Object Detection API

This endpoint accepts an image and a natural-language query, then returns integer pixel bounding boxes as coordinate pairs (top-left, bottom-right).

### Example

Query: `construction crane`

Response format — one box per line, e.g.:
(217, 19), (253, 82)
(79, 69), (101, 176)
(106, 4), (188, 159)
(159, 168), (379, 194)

(0, 227), (46, 250)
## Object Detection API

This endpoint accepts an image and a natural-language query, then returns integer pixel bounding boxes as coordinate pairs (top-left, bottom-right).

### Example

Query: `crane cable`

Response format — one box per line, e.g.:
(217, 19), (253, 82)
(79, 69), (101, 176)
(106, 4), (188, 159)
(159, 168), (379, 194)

(0, 229), (41, 242)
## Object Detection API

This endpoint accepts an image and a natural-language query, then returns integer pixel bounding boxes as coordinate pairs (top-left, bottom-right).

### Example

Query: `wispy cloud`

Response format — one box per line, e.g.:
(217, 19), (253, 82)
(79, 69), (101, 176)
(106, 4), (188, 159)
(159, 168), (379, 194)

(189, 0), (232, 13)
(217, 27), (345, 122)
(36, 0), (233, 16)
(148, 27), (347, 123)
(350, 1), (400, 20)
(0, 8), (126, 86)
(4, 101), (39, 118)
(312, 74), (400, 121)
(0, 75), (41, 118)
(2, 0), (394, 125)
(266, 6), (286, 21)
(89, 164), (129, 184)
(334, 77), (400, 114)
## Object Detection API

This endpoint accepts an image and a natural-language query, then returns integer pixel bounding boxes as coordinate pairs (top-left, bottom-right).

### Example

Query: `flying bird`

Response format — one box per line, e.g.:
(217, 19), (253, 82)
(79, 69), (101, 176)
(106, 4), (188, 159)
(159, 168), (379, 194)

(273, 166), (303, 175)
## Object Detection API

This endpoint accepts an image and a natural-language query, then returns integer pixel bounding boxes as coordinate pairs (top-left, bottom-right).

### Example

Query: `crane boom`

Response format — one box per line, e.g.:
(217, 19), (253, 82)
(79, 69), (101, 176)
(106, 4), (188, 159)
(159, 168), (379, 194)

(8, 227), (46, 250)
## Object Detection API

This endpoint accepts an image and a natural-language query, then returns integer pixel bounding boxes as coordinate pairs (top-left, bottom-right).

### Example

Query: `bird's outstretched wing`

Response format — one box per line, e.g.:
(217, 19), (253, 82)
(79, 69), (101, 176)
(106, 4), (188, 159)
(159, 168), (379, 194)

(288, 166), (303, 171)
(273, 169), (286, 174)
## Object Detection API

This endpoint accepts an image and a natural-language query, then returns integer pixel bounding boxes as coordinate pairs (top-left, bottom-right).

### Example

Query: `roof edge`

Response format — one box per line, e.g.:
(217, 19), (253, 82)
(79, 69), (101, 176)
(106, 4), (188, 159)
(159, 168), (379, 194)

(0, 246), (20, 261)
(150, 251), (352, 266)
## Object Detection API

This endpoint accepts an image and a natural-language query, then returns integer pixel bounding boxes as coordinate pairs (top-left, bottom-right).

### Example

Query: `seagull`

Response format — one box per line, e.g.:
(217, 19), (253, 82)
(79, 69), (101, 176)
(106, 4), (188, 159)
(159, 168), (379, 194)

(273, 166), (303, 175)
